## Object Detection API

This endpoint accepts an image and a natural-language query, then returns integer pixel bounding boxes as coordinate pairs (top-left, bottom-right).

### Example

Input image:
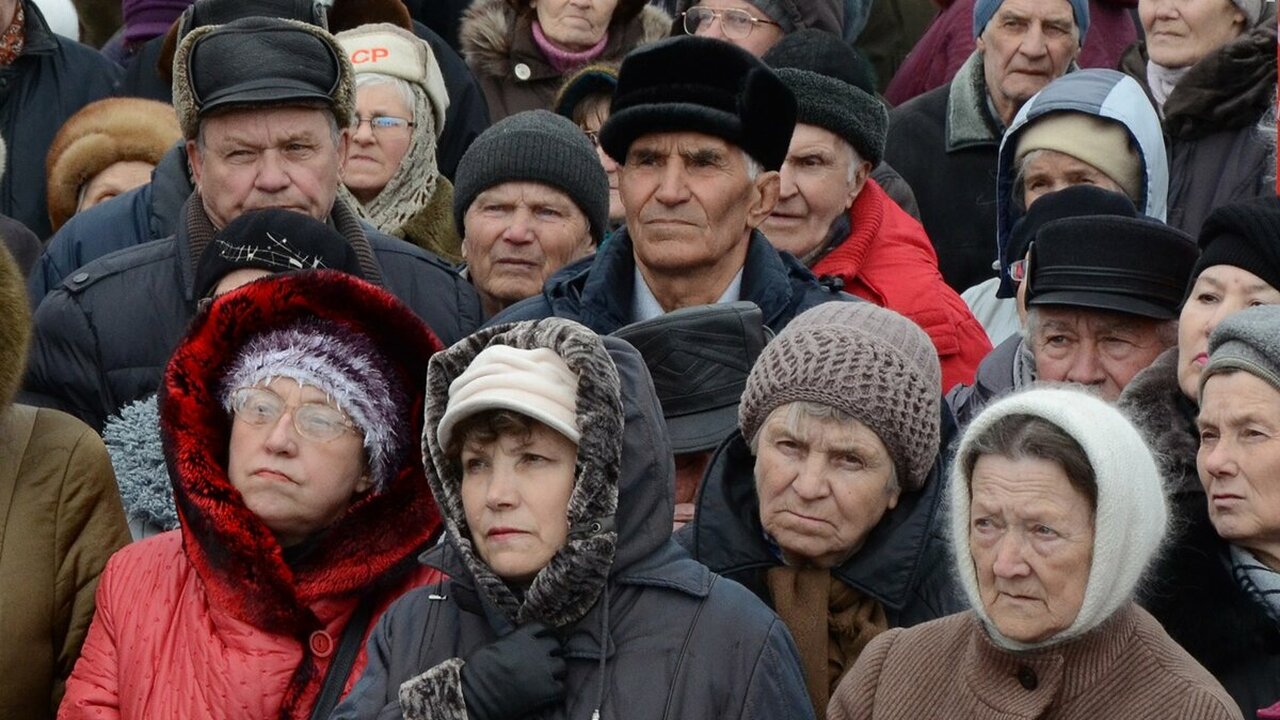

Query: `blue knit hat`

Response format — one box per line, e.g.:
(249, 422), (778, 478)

(973, 0), (1089, 45)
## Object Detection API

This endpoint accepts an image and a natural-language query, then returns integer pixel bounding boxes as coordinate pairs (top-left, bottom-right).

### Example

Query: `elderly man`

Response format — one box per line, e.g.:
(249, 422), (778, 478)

(761, 31), (991, 393)
(491, 36), (845, 334)
(946, 185), (1196, 424)
(884, 0), (1086, 292)
(21, 17), (482, 432)
(672, 0), (842, 57)
(454, 110), (607, 319)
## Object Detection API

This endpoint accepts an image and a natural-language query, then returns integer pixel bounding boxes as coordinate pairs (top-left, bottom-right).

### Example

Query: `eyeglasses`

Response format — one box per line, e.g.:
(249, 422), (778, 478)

(353, 115), (414, 133)
(681, 6), (780, 39)
(1009, 259), (1030, 283)
(583, 129), (600, 148)
(229, 386), (357, 443)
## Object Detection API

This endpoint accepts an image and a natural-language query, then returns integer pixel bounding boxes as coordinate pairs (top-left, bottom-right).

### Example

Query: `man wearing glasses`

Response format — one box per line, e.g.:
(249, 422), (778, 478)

(672, 0), (842, 56)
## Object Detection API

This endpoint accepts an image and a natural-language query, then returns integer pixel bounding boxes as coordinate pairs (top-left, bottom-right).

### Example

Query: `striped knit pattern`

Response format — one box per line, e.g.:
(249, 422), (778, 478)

(828, 605), (1243, 720)
(1230, 544), (1280, 624)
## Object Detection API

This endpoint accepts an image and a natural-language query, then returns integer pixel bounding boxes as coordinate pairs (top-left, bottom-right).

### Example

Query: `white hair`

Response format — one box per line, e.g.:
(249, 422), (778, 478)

(354, 73), (417, 121)
(741, 150), (763, 181)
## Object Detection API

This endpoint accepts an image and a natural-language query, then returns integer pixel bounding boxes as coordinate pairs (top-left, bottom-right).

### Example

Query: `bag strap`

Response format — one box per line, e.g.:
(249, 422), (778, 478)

(309, 597), (377, 720)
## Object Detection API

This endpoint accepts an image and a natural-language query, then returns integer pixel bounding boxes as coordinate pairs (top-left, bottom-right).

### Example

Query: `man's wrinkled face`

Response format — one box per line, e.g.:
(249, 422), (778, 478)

(762, 124), (865, 262)
(976, 0), (1079, 124)
(1029, 306), (1170, 401)
(188, 106), (348, 229)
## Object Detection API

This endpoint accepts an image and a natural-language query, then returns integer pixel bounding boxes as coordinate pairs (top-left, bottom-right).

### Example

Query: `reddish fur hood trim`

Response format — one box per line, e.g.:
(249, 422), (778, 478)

(159, 270), (444, 637)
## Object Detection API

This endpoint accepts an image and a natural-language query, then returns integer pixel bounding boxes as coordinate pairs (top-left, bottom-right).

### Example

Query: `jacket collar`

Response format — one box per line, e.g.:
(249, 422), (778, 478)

(946, 52), (1005, 151)
(554, 227), (811, 333)
(1117, 348), (1201, 495)
(17, 0), (56, 57)
(685, 427), (948, 614)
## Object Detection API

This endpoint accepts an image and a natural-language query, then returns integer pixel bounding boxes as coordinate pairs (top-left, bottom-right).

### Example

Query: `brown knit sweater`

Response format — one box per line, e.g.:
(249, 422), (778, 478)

(828, 603), (1243, 719)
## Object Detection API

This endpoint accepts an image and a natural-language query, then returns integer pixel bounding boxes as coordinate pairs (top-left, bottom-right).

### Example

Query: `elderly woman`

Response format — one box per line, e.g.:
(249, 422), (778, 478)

(59, 271), (447, 719)
(960, 69), (1168, 345)
(458, 0), (669, 121)
(554, 63), (624, 230)
(1120, 0), (1275, 237)
(331, 318), (812, 719)
(1147, 306), (1280, 716)
(680, 301), (962, 718)
(829, 387), (1241, 719)
(336, 23), (462, 262)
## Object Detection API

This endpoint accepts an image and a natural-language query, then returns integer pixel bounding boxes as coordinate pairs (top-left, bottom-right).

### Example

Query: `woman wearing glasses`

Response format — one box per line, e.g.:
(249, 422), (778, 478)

(59, 270), (448, 720)
(673, 0), (842, 57)
(336, 24), (463, 262)
(458, 0), (670, 122)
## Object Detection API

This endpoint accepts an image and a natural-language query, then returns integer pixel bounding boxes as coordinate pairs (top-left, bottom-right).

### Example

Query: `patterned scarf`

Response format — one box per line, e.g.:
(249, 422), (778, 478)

(1230, 544), (1280, 624)
(0, 3), (24, 67)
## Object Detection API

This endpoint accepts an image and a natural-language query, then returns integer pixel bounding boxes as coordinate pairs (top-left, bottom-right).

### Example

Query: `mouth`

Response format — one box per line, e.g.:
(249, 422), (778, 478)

(783, 509), (829, 527)
(1211, 493), (1245, 507)
(486, 527), (529, 539)
(997, 591), (1038, 603)
(252, 468), (294, 483)
(767, 213), (805, 225)
(1192, 352), (1209, 368)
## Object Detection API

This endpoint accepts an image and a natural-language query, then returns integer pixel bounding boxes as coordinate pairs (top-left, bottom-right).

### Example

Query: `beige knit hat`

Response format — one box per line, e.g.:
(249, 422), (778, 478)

(437, 345), (582, 449)
(738, 302), (942, 491)
(1015, 112), (1142, 206)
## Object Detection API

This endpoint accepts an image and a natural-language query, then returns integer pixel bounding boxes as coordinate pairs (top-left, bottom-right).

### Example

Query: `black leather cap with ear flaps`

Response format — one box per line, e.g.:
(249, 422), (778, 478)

(599, 36), (796, 171)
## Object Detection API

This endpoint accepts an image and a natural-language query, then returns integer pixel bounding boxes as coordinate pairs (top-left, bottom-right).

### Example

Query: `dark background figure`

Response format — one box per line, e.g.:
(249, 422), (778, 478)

(614, 301), (768, 530)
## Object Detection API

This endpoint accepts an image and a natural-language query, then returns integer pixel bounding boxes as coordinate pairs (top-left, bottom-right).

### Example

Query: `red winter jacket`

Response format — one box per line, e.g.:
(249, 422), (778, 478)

(884, 0), (1139, 107)
(59, 272), (447, 720)
(812, 180), (991, 393)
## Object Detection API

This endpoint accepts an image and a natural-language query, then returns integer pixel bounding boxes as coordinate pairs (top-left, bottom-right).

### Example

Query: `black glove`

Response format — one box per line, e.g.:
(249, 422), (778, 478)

(460, 622), (566, 720)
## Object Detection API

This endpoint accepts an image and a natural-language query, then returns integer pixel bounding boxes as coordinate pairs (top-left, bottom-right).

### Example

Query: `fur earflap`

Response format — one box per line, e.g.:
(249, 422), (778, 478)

(424, 318), (623, 631)
(45, 98), (182, 232)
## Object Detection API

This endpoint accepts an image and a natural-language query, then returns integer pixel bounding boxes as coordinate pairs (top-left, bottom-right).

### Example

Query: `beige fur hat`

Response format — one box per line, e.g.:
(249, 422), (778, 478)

(45, 98), (181, 232)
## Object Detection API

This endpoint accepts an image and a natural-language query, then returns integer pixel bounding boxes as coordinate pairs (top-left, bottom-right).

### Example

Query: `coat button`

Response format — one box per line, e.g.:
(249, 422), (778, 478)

(310, 630), (334, 658)
(1017, 666), (1038, 690)
(514, 63), (531, 80)
(72, 272), (90, 283)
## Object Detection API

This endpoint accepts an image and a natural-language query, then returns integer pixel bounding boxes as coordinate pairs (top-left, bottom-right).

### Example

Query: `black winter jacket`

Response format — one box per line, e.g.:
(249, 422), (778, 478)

(944, 332), (1025, 429)
(331, 327), (815, 720)
(677, 426), (963, 629)
(21, 196), (483, 431)
(489, 228), (849, 334)
(1, 1), (121, 239)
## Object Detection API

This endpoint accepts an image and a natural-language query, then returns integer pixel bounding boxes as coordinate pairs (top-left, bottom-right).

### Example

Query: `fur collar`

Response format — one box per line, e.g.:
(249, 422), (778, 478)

(396, 177), (463, 263)
(945, 51), (1004, 151)
(460, 0), (671, 81)
(424, 319), (624, 630)
(0, 231), (27, 410)
(1117, 348), (1200, 494)
(159, 271), (444, 637)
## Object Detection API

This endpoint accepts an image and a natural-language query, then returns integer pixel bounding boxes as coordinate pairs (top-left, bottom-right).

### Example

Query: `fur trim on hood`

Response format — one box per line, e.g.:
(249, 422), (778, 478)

(45, 98), (182, 232)
(0, 239), (29, 410)
(1117, 347), (1201, 495)
(171, 18), (356, 139)
(158, 270), (445, 716)
(460, 0), (671, 82)
(103, 394), (180, 538)
(424, 319), (623, 630)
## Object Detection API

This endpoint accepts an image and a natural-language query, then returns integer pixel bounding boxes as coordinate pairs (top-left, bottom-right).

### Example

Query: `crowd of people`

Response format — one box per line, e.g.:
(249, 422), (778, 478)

(0, 0), (1275, 718)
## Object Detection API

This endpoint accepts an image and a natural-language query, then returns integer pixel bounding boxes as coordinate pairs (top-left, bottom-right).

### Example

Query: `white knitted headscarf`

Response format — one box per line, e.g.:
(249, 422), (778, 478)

(949, 387), (1169, 651)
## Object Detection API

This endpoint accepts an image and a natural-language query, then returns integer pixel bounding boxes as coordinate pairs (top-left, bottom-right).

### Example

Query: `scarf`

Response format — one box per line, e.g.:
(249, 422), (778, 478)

(1012, 336), (1038, 389)
(1230, 544), (1280, 624)
(1146, 62), (1191, 116)
(0, 2), (23, 67)
(531, 20), (609, 74)
(340, 85), (440, 239)
(766, 566), (889, 719)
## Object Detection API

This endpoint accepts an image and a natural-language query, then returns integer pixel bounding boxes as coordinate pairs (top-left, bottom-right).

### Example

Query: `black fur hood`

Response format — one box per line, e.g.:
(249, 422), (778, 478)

(1117, 348), (1201, 495)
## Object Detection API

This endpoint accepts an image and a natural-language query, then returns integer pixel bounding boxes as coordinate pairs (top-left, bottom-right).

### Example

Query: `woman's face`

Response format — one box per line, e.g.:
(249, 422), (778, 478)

(461, 420), (577, 584)
(531, 0), (619, 52)
(1139, 0), (1246, 69)
(969, 454), (1094, 644)
(344, 82), (415, 204)
(753, 405), (901, 569)
(580, 100), (623, 223)
(227, 377), (371, 547)
(1177, 265), (1280, 401)
(1197, 371), (1280, 570)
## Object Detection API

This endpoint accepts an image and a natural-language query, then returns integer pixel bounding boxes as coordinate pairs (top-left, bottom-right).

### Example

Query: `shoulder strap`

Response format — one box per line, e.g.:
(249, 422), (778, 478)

(309, 596), (377, 720)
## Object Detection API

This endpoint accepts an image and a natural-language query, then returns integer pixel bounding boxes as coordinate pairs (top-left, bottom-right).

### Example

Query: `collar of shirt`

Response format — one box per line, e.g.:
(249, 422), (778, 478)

(631, 266), (744, 323)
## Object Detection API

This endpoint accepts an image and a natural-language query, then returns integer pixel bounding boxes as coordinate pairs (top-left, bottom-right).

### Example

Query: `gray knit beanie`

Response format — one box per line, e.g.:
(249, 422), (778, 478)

(773, 67), (887, 166)
(738, 301), (942, 491)
(453, 109), (610, 245)
(1201, 304), (1280, 397)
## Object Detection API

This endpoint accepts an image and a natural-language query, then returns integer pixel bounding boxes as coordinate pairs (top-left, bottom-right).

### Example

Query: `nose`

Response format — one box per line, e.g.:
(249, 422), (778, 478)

(654, 159), (692, 206)
(485, 463), (520, 509)
(790, 454), (832, 501)
(777, 163), (799, 200)
(254, 151), (291, 193)
(1018, 23), (1049, 58)
(1063, 347), (1107, 388)
(352, 119), (376, 144)
(991, 533), (1031, 579)
(1200, 436), (1239, 483)
(263, 411), (299, 455)
(696, 14), (725, 38)
(1151, 0), (1179, 20)
(500, 206), (536, 244)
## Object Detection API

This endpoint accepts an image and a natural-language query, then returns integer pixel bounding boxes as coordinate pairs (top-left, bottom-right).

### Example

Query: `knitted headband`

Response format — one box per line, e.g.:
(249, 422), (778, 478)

(437, 345), (582, 449)
(220, 318), (407, 491)
(1201, 304), (1280, 397)
(950, 388), (1168, 651)
(738, 302), (941, 491)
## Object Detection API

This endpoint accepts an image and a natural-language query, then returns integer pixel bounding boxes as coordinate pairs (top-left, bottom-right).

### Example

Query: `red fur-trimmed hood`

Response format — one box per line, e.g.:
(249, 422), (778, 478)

(159, 270), (444, 638)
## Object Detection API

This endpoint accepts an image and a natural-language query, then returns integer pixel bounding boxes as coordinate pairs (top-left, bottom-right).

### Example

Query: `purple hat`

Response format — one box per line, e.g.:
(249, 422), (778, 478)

(123, 0), (194, 45)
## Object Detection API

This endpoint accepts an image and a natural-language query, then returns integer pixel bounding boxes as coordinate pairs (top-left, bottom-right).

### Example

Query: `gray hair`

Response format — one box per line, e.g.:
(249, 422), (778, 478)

(741, 150), (763, 182)
(959, 412), (1097, 513)
(354, 73), (417, 121)
(748, 400), (900, 494)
